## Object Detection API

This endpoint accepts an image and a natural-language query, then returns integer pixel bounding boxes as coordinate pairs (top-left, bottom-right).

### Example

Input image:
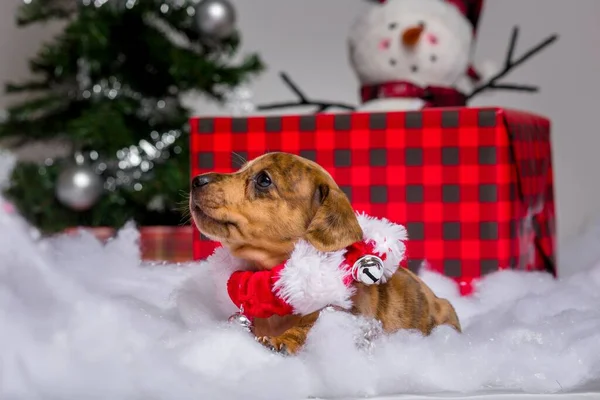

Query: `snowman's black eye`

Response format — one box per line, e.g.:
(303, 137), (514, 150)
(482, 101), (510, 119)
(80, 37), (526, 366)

(417, 21), (425, 28)
(411, 65), (419, 73)
(430, 54), (437, 62)
(388, 22), (397, 30)
(390, 59), (397, 66)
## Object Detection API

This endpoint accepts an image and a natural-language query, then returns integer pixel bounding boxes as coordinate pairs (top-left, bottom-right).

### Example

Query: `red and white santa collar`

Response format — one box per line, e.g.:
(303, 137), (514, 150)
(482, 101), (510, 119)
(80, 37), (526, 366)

(204, 213), (408, 322)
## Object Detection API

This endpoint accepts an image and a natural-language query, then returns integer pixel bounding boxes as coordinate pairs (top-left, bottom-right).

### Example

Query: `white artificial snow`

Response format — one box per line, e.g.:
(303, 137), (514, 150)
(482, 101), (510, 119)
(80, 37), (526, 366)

(1, 155), (600, 399)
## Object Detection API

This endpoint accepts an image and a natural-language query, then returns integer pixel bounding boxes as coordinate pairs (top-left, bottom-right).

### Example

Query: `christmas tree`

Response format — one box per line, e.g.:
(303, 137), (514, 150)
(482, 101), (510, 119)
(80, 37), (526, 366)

(0, 0), (263, 233)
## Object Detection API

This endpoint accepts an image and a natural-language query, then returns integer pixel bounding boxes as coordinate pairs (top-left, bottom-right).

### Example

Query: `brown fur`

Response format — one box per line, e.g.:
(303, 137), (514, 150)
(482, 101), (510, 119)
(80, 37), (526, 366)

(190, 152), (461, 355)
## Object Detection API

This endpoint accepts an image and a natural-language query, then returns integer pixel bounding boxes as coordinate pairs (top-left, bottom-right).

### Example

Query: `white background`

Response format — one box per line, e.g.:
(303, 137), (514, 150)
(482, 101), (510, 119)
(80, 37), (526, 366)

(1, 0), (599, 276)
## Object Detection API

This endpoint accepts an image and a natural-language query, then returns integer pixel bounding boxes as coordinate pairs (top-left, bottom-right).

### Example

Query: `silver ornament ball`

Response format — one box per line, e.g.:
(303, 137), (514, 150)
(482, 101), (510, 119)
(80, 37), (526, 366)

(194, 0), (237, 39)
(56, 164), (104, 211)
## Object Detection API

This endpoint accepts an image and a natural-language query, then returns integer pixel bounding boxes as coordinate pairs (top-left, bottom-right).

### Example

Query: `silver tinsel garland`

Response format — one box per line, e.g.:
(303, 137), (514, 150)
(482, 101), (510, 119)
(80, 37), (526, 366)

(48, 56), (184, 197)
(62, 54), (252, 200)
(75, 0), (239, 44)
(76, 0), (192, 12)
(74, 0), (237, 34)
(44, 126), (182, 210)
(46, 56), (185, 210)
(223, 83), (256, 116)
(43, 128), (183, 189)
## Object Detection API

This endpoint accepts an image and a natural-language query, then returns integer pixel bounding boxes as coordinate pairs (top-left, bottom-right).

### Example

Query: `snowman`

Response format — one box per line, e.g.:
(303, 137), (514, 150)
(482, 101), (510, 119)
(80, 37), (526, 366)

(348, 0), (492, 112)
(254, 0), (556, 115)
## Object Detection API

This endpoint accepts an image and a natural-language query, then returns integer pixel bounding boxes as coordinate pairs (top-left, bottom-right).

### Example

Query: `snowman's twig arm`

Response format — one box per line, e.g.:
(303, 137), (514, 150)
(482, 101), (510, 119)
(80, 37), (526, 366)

(505, 25), (519, 70)
(507, 30), (558, 73)
(280, 72), (308, 102)
(256, 72), (356, 114)
(487, 84), (538, 92)
(467, 26), (559, 101)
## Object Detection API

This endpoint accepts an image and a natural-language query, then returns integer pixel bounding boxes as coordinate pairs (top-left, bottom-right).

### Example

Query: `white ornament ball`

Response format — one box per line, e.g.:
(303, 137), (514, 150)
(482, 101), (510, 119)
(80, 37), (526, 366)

(55, 165), (104, 211)
(194, 0), (237, 39)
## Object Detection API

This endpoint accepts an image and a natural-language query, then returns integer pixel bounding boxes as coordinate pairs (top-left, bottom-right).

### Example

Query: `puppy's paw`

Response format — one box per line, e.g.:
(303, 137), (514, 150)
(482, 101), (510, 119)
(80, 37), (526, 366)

(255, 336), (294, 355)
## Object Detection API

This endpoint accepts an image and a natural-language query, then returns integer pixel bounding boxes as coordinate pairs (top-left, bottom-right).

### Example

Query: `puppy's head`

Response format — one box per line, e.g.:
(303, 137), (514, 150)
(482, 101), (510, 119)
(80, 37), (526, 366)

(189, 152), (363, 267)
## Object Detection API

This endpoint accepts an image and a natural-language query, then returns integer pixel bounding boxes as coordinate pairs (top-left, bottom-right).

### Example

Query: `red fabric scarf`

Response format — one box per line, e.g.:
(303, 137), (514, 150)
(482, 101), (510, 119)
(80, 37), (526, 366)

(226, 264), (293, 319)
(360, 81), (468, 108)
(226, 241), (386, 321)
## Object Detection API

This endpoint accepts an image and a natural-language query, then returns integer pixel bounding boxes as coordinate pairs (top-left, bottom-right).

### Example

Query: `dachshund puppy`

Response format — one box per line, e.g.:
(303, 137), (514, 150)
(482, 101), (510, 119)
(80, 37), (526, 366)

(190, 152), (461, 354)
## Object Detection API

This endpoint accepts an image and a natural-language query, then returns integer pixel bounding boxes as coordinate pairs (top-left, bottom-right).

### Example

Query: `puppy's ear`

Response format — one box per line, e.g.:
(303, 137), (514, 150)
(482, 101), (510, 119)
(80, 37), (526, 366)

(305, 184), (363, 252)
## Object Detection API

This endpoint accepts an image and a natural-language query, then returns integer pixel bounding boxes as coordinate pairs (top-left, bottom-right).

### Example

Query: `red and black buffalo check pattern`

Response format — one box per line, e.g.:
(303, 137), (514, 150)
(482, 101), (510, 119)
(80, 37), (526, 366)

(189, 107), (556, 293)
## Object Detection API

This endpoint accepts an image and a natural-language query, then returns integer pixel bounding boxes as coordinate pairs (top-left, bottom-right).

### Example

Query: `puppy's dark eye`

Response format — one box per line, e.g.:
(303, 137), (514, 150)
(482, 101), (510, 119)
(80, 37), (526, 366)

(254, 171), (272, 189)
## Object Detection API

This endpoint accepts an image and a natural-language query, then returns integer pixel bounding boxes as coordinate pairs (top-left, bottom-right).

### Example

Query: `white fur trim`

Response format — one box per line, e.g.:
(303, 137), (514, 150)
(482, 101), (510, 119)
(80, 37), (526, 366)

(207, 246), (250, 314)
(273, 241), (354, 315)
(208, 245), (249, 277)
(272, 214), (409, 315)
(356, 212), (408, 283)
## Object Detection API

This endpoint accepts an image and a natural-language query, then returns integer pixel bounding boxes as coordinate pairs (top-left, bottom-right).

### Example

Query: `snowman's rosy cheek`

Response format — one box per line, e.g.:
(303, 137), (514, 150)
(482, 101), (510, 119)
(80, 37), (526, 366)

(379, 38), (391, 50)
(427, 33), (439, 45)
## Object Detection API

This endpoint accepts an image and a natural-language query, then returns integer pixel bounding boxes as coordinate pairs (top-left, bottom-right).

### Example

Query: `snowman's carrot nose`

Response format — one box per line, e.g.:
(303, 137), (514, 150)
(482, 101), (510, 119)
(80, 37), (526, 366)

(402, 25), (424, 48)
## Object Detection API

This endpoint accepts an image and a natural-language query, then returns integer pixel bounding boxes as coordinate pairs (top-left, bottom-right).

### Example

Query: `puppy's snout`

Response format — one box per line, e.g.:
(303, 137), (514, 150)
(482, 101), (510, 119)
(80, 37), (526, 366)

(192, 173), (217, 189)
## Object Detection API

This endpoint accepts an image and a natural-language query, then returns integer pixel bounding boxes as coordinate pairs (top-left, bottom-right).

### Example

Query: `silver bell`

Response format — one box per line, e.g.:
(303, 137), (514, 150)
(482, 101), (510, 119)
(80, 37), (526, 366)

(228, 306), (252, 333)
(351, 255), (385, 285)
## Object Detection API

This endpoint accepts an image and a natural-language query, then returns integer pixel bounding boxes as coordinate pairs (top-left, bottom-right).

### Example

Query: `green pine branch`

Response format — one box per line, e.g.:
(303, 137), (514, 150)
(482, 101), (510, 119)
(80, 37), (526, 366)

(16, 0), (76, 26)
(5, 81), (51, 93)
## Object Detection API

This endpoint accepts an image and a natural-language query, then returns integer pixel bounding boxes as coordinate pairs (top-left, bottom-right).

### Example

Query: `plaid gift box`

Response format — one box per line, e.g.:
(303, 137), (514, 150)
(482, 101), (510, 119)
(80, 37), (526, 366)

(63, 225), (194, 262)
(189, 107), (556, 295)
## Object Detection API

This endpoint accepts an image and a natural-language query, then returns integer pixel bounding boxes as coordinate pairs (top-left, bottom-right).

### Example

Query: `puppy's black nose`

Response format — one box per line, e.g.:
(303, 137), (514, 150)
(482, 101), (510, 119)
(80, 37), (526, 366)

(192, 174), (214, 189)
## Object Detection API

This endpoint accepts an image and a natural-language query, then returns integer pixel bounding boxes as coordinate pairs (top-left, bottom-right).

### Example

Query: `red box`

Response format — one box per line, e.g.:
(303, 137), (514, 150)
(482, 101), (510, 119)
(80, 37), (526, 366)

(189, 107), (556, 290)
